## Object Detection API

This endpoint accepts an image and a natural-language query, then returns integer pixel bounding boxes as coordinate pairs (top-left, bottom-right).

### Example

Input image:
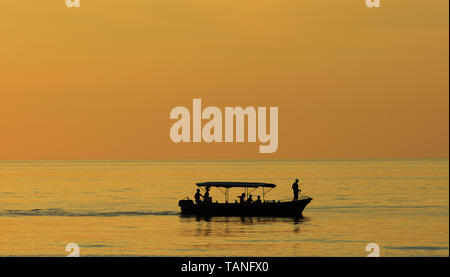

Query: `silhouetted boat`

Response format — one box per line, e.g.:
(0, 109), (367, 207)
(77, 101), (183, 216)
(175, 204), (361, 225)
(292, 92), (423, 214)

(178, 182), (312, 217)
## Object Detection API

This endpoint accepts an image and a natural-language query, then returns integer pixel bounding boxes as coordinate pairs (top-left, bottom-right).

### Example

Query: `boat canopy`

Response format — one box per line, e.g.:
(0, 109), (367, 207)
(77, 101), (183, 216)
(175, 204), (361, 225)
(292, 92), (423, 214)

(196, 182), (276, 188)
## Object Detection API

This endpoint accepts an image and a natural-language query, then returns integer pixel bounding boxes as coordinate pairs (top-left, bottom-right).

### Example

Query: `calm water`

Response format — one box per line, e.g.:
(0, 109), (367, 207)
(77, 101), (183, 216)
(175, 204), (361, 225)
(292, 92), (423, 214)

(0, 159), (448, 257)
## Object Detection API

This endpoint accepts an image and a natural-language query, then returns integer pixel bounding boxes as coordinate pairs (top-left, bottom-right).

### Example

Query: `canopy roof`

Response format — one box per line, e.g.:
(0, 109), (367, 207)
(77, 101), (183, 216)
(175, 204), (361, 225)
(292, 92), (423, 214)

(196, 182), (276, 188)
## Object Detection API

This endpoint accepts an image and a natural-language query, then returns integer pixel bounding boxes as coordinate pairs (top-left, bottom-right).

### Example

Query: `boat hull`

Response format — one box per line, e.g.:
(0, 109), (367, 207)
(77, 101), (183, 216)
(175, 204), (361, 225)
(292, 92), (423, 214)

(178, 198), (312, 217)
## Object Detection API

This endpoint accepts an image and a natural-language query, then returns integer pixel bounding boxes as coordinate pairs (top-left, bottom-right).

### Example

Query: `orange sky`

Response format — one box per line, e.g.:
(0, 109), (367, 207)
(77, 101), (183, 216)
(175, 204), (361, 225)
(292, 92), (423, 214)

(0, 0), (448, 159)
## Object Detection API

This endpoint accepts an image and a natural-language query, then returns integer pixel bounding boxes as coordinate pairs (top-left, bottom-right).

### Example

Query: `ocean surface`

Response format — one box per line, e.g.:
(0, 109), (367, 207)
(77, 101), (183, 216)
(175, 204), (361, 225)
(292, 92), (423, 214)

(0, 159), (448, 257)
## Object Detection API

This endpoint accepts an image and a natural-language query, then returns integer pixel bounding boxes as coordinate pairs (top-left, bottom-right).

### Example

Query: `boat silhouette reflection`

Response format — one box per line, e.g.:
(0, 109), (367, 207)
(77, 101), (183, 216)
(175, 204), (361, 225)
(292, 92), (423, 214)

(179, 214), (310, 237)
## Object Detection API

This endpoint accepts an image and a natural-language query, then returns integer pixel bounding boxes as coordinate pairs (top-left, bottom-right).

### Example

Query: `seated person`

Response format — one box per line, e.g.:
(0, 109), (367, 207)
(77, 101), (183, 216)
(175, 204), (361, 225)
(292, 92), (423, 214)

(238, 193), (246, 204)
(255, 195), (262, 204)
(247, 194), (253, 203)
(204, 187), (212, 203)
(194, 189), (203, 204)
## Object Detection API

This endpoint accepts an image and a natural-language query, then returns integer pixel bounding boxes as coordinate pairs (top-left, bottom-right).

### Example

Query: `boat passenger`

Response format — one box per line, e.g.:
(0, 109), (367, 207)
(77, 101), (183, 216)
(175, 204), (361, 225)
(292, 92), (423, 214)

(194, 189), (203, 204)
(292, 179), (301, 201)
(255, 195), (262, 204)
(247, 194), (253, 203)
(238, 193), (246, 204)
(204, 186), (212, 203)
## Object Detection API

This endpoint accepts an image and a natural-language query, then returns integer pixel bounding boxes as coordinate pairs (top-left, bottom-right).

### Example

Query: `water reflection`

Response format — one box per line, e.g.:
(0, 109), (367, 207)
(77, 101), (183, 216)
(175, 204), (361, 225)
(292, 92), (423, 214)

(180, 214), (309, 223)
(179, 215), (309, 237)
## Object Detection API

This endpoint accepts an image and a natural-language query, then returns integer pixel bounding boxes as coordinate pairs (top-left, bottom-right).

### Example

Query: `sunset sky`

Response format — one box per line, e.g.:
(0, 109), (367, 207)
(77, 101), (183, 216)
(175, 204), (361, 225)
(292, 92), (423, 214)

(1, 0), (448, 159)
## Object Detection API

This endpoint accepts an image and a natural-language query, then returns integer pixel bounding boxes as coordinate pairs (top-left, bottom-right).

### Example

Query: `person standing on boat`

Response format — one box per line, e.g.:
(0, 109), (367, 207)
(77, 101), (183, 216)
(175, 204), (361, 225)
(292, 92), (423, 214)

(292, 179), (301, 201)
(194, 189), (203, 204)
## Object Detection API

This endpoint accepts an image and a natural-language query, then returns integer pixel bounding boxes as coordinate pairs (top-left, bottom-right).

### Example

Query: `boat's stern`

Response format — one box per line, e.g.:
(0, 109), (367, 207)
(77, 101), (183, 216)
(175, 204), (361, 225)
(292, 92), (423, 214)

(178, 199), (195, 213)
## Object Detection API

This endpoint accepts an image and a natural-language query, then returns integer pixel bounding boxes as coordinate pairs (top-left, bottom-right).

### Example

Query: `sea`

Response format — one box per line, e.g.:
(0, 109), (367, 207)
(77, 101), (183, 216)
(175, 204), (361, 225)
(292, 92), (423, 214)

(0, 159), (448, 257)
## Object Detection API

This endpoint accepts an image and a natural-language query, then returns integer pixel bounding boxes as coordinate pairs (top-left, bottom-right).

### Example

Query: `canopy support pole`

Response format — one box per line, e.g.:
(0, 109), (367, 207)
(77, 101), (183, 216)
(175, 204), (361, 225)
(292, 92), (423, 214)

(215, 187), (227, 202)
(263, 187), (274, 200)
(248, 187), (258, 195)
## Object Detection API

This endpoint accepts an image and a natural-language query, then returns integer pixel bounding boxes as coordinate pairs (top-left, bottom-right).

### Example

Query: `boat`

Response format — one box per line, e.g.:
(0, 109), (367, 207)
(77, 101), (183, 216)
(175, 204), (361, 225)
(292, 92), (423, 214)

(178, 182), (312, 217)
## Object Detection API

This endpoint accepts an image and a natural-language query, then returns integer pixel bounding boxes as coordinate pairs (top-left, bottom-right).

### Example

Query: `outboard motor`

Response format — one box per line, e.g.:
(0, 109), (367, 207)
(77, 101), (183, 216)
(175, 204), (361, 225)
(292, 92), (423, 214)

(178, 199), (194, 207)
